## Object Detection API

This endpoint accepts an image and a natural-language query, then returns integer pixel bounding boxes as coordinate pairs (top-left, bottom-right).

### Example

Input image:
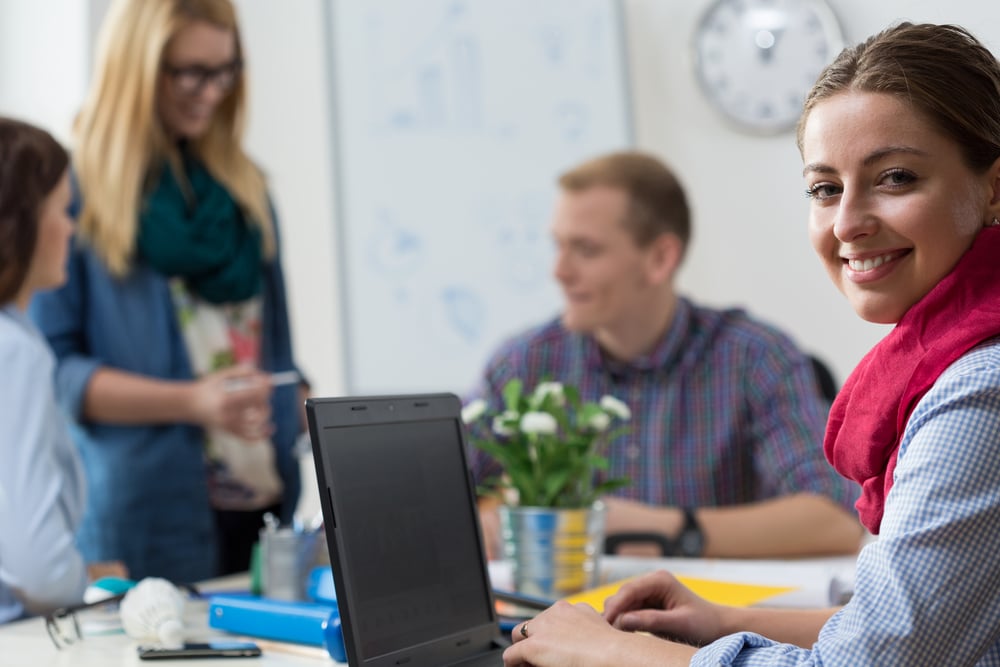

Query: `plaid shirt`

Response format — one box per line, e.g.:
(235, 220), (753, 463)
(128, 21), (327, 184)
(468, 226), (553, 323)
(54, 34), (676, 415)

(695, 340), (1000, 665)
(466, 297), (858, 512)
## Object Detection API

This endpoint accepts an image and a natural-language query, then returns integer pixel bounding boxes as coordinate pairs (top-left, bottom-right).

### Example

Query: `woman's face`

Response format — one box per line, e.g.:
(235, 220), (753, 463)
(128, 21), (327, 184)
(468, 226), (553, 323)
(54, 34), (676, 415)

(801, 91), (996, 324)
(157, 20), (239, 140)
(21, 171), (74, 304)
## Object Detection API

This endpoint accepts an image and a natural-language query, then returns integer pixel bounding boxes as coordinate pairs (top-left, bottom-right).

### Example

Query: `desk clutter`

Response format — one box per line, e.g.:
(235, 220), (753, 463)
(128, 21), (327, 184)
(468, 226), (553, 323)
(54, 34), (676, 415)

(119, 577), (187, 647)
(208, 566), (346, 662)
(68, 564), (347, 661)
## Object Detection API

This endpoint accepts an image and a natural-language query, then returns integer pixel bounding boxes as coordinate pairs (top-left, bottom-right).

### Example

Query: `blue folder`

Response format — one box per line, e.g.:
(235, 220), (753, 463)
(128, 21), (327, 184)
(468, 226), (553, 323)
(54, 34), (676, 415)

(207, 594), (345, 661)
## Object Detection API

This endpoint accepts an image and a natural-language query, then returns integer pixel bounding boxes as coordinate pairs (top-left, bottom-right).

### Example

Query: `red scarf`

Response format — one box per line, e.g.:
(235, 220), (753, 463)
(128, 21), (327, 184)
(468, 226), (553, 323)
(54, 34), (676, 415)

(824, 228), (1000, 534)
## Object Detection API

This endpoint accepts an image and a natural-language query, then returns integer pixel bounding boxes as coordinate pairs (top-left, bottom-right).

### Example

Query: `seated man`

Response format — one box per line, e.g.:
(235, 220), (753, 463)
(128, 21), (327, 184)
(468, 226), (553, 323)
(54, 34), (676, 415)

(467, 151), (862, 559)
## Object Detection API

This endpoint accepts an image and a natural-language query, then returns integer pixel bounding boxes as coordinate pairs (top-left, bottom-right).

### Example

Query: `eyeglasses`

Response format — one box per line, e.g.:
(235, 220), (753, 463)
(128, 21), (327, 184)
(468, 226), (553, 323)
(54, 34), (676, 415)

(162, 60), (243, 96)
(44, 583), (200, 650)
(44, 591), (127, 649)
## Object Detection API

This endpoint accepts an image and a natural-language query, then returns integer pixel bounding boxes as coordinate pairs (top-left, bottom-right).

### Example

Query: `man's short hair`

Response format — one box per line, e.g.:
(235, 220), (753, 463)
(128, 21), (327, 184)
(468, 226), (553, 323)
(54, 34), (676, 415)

(558, 151), (691, 252)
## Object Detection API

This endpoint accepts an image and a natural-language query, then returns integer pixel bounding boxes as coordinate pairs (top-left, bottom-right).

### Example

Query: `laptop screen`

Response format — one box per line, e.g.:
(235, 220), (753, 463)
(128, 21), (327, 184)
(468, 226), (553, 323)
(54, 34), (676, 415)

(309, 395), (500, 665)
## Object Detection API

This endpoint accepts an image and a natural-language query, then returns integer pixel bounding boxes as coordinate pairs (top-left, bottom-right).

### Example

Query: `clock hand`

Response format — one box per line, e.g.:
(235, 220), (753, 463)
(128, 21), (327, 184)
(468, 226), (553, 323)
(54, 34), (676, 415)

(754, 28), (785, 64)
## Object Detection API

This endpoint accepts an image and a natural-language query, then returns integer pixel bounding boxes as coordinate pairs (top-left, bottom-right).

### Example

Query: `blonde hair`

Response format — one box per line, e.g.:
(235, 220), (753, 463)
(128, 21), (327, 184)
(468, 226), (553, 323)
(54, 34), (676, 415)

(73, 0), (274, 276)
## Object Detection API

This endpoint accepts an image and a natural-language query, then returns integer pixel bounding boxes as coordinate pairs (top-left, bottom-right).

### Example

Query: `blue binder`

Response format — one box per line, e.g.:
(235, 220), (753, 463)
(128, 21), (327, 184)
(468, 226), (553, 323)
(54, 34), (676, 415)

(207, 594), (345, 662)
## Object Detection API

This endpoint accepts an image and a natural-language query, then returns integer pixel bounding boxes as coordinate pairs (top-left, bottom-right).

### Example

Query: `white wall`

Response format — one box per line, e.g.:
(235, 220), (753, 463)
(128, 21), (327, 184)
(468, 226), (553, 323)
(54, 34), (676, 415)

(623, 0), (1000, 384)
(0, 0), (90, 142)
(235, 0), (1000, 392)
(235, 0), (343, 399)
(4, 0), (1000, 392)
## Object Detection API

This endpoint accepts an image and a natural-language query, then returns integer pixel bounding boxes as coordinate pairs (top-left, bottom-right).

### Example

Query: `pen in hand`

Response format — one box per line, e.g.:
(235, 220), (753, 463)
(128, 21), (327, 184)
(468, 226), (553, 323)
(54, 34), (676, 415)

(224, 370), (301, 393)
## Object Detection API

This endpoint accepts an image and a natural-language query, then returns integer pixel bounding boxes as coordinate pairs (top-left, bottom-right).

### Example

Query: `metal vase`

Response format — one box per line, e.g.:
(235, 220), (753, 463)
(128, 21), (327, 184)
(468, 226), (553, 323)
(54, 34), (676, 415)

(499, 501), (606, 598)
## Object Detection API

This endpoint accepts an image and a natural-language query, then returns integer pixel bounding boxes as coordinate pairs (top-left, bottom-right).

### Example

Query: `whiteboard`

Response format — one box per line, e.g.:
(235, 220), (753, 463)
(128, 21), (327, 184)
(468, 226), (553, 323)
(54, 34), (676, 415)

(326, 0), (632, 394)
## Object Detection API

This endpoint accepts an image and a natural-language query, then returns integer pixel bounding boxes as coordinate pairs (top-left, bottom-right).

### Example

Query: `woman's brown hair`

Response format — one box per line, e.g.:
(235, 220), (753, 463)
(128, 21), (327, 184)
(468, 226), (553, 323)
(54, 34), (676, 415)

(797, 23), (1000, 173)
(0, 118), (69, 304)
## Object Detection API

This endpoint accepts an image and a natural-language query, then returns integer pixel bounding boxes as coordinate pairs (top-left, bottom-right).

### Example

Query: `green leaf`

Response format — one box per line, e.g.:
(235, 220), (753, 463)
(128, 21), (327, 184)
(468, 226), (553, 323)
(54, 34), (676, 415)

(541, 468), (571, 505)
(564, 384), (581, 408)
(593, 477), (630, 495)
(502, 379), (523, 413)
(586, 455), (610, 471)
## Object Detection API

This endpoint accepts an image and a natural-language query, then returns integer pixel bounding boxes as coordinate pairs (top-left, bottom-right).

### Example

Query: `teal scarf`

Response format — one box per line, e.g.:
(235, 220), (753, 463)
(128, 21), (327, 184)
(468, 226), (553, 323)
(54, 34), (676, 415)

(138, 153), (262, 304)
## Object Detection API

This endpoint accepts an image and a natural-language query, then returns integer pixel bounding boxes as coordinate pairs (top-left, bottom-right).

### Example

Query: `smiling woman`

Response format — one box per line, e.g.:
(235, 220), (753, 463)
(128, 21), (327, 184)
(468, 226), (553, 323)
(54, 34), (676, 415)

(157, 21), (242, 139)
(498, 22), (1000, 667)
(801, 92), (987, 324)
(29, 0), (306, 583)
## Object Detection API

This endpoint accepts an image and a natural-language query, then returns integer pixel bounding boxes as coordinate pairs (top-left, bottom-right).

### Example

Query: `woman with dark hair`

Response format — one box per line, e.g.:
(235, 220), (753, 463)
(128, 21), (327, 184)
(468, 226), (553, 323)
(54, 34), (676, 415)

(501, 22), (1000, 667)
(0, 117), (124, 624)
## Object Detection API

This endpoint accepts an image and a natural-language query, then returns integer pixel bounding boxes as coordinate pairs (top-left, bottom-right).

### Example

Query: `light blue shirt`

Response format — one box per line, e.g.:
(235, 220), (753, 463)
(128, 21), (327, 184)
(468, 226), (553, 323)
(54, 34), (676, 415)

(692, 339), (1000, 665)
(0, 304), (87, 624)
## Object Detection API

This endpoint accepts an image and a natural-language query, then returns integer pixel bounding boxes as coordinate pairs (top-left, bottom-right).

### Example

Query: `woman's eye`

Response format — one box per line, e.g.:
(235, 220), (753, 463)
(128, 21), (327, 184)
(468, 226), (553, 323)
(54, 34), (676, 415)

(805, 183), (841, 201)
(882, 168), (917, 187)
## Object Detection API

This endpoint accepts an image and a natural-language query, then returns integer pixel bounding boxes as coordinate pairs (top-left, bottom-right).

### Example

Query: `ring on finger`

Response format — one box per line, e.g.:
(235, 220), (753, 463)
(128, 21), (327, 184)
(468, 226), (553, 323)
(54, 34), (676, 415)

(520, 622), (529, 638)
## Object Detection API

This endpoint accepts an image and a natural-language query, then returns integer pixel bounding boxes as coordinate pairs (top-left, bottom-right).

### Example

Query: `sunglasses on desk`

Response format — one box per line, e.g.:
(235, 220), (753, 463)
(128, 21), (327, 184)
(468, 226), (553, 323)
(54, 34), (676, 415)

(44, 583), (200, 650)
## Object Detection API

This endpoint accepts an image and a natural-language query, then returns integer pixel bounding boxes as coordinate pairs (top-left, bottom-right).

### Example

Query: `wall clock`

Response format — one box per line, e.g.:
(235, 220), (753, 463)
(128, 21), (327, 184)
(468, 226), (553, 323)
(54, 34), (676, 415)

(693, 0), (844, 134)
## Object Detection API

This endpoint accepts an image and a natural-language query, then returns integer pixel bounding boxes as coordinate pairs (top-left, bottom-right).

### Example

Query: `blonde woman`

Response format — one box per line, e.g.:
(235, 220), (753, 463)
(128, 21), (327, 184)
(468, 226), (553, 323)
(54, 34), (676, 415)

(31, 0), (304, 582)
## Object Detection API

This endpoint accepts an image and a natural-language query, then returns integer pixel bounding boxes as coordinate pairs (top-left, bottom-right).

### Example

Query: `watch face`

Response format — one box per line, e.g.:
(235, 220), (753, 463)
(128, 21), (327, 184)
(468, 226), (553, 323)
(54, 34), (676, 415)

(679, 529), (704, 558)
(693, 0), (844, 134)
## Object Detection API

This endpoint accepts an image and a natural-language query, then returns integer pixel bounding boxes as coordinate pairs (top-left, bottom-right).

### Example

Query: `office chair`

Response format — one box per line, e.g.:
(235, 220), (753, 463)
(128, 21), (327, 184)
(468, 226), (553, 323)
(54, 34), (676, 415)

(809, 354), (839, 403)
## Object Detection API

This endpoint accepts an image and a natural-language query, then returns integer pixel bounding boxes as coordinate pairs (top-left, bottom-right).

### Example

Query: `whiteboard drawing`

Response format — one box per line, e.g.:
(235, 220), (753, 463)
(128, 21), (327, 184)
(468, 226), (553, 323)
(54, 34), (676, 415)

(442, 286), (486, 343)
(329, 0), (631, 394)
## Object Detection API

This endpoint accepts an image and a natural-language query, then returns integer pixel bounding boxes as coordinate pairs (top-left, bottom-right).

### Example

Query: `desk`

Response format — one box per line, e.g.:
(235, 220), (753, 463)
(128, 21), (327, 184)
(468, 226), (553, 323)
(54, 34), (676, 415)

(0, 576), (326, 667)
(0, 555), (857, 666)
(600, 554), (857, 607)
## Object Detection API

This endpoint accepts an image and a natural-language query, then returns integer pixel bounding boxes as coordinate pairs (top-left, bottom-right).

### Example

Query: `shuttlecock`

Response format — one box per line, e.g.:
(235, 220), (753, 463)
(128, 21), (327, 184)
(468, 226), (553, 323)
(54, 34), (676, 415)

(119, 577), (186, 648)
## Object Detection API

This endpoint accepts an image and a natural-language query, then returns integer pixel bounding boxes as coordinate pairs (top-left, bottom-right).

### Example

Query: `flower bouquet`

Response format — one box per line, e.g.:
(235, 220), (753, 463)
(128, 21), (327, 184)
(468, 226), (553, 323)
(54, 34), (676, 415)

(462, 379), (631, 508)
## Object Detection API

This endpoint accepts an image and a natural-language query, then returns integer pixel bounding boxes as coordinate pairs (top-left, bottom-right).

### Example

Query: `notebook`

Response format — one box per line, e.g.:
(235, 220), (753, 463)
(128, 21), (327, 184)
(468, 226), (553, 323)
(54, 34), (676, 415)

(306, 393), (507, 667)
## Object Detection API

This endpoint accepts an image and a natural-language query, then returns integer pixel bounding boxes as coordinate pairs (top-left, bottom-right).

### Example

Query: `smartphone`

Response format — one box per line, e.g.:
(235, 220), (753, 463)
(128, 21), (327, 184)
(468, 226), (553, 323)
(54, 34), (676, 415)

(138, 641), (262, 660)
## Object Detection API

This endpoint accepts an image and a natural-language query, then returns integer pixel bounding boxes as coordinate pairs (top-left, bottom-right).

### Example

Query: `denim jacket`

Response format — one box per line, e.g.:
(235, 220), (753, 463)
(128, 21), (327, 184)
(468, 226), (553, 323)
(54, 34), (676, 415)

(30, 192), (302, 584)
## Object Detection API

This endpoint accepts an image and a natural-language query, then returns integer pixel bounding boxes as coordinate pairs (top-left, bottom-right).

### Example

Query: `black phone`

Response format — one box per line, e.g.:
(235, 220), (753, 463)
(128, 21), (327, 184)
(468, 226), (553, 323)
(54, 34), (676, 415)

(137, 641), (262, 660)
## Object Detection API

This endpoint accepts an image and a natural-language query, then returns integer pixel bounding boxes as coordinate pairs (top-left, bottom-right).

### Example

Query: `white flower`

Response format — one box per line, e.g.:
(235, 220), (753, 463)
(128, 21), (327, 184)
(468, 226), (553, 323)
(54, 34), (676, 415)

(461, 399), (487, 424)
(531, 381), (565, 406)
(587, 412), (611, 432)
(520, 411), (558, 435)
(599, 395), (631, 420)
(493, 411), (519, 436)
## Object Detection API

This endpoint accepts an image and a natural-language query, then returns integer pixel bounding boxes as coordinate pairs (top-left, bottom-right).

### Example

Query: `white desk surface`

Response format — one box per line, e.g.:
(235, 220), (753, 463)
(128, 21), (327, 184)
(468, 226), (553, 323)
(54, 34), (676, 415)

(0, 554), (858, 666)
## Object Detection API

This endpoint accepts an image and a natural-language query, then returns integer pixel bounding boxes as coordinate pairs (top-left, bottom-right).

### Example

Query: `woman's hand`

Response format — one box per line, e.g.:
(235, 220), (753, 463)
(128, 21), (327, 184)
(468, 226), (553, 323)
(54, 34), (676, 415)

(189, 366), (273, 440)
(603, 570), (727, 646)
(86, 560), (129, 581)
(504, 599), (697, 667)
(503, 601), (622, 667)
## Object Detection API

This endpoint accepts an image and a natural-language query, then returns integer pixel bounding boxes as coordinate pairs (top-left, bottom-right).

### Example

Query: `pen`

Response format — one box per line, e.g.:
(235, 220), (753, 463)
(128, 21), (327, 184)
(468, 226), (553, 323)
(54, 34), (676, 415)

(492, 589), (554, 611)
(224, 370), (300, 392)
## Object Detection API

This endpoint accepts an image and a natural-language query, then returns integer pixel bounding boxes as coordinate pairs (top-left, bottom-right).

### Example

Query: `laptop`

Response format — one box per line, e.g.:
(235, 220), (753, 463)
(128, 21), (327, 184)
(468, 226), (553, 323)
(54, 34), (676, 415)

(306, 393), (508, 667)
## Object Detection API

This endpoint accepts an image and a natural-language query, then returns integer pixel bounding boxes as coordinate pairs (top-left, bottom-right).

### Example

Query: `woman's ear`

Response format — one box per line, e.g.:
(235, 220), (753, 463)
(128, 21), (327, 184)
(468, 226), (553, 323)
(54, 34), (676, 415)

(987, 155), (1000, 217)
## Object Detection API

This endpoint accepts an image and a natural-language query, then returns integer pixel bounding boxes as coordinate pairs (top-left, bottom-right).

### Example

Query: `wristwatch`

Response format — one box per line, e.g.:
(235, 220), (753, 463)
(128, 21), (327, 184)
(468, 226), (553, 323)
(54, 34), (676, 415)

(676, 508), (705, 557)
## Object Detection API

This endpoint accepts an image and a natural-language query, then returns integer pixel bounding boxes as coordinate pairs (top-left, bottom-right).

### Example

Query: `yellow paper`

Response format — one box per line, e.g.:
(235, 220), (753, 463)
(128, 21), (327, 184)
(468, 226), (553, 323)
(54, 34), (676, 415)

(563, 575), (796, 612)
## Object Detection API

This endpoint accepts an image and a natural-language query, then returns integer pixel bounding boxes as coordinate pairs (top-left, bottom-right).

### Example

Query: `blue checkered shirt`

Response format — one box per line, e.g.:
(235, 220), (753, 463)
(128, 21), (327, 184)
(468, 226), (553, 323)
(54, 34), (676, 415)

(693, 339), (1000, 665)
(466, 298), (857, 512)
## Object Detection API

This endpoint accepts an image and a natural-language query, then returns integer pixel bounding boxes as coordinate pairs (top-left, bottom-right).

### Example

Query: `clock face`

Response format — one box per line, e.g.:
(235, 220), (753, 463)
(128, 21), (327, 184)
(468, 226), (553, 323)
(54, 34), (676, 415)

(693, 0), (844, 134)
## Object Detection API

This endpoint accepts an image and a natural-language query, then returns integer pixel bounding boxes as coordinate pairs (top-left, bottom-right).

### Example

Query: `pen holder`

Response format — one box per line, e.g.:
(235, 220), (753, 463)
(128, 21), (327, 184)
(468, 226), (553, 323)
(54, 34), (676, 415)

(258, 525), (322, 601)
